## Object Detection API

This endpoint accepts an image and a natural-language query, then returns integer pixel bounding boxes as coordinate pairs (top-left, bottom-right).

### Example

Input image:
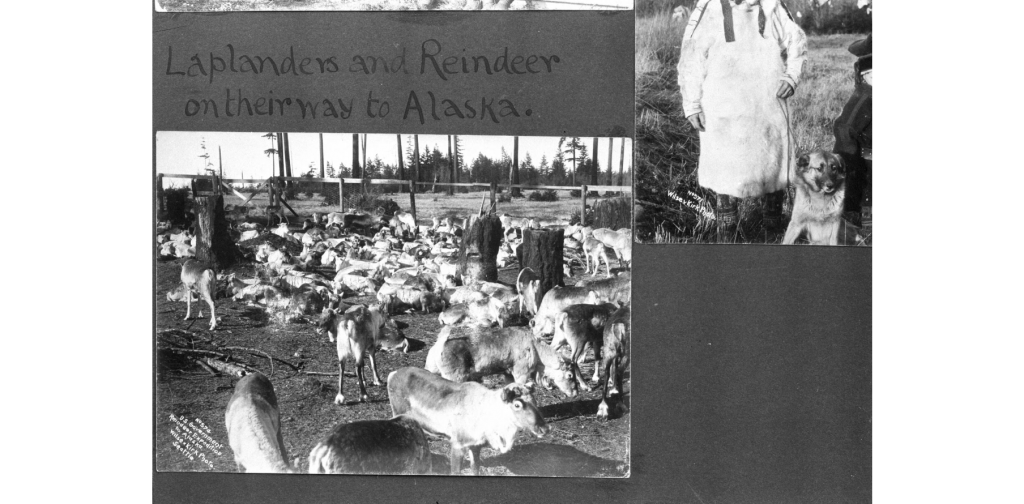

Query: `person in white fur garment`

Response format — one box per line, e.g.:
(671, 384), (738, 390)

(678, 0), (807, 242)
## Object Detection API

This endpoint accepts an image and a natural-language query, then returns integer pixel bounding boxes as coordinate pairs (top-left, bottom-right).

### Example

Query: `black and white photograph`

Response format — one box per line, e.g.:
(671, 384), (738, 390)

(154, 131), (633, 476)
(635, 0), (871, 245)
(155, 0), (634, 11)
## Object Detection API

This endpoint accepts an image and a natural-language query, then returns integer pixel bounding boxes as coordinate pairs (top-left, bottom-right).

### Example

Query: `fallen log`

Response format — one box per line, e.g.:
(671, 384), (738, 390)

(203, 358), (249, 377)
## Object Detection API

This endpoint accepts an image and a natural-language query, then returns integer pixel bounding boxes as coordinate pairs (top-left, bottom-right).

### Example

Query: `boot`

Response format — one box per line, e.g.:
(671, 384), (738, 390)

(856, 204), (872, 243)
(716, 194), (738, 244)
(763, 190), (786, 243)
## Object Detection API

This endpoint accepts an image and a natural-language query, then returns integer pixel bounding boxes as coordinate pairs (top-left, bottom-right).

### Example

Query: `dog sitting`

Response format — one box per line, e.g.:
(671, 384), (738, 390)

(166, 259), (218, 330)
(783, 150), (861, 246)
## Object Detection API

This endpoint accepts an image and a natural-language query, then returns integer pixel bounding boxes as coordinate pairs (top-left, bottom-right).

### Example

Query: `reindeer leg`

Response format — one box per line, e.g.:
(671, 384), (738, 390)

(572, 341), (591, 392)
(590, 337), (604, 385)
(356, 355), (369, 402)
(183, 288), (193, 321)
(203, 287), (217, 330)
(334, 359), (346, 406)
(366, 348), (382, 386)
(597, 357), (613, 420)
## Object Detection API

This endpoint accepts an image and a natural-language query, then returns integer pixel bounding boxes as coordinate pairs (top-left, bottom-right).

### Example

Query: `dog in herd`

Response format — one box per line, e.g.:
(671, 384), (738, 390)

(783, 150), (861, 246)
(166, 259), (217, 330)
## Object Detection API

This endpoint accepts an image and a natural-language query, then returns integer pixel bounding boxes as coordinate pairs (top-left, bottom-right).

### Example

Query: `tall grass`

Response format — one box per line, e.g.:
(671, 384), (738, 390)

(635, 8), (862, 243)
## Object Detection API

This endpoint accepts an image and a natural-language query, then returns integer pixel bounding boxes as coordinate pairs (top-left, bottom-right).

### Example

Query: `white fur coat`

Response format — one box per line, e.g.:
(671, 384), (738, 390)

(678, 0), (807, 198)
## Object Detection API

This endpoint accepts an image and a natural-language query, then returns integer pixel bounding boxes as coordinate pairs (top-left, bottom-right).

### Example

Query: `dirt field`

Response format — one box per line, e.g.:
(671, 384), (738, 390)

(154, 223), (630, 476)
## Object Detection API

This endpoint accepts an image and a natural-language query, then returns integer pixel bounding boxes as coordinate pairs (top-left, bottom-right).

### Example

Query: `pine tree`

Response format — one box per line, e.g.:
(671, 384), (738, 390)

(557, 137), (587, 186)
(521, 151), (536, 185)
(262, 133), (278, 178)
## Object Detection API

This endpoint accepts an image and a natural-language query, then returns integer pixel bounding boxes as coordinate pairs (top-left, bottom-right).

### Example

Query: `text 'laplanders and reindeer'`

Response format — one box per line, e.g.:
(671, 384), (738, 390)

(163, 40), (563, 125)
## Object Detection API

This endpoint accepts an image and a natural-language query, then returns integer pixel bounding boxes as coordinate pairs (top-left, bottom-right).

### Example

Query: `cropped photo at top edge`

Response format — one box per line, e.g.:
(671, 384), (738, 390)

(636, 0), (872, 245)
(155, 132), (633, 477)
(155, 0), (634, 11)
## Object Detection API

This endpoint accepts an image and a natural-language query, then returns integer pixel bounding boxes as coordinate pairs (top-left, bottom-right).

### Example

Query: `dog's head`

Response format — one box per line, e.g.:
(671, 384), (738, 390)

(796, 151), (846, 196)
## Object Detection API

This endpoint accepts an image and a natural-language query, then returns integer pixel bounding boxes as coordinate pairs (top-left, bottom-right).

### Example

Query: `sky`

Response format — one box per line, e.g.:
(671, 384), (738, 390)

(156, 132), (632, 187)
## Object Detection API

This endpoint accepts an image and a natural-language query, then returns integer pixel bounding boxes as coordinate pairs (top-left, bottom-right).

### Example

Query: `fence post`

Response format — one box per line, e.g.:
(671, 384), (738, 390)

(362, 177), (369, 194)
(156, 174), (164, 218)
(581, 184), (588, 226)
(338, 177), (344, 210)
(408, 180), (417, 224)
(490, 181), (497, 213)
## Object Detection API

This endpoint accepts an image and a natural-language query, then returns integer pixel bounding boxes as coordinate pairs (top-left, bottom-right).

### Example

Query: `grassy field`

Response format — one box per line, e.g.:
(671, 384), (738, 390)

(219, 188), (608, 227)
(635, 8), (863, 243)
(156, 0), (548, 10)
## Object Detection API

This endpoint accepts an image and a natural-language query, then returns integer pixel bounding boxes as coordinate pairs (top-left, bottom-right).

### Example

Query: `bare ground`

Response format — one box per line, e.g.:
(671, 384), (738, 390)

(155, 251), (630, 476)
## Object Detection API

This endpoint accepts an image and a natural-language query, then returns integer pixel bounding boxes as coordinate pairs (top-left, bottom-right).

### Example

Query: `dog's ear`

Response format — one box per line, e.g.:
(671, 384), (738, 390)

(796, 153), (811, 171)
(830, 153), (846, 173)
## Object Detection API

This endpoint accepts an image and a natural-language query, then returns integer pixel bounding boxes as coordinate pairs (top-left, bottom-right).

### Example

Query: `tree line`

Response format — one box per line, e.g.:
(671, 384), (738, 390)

(259, 134), (632, 193)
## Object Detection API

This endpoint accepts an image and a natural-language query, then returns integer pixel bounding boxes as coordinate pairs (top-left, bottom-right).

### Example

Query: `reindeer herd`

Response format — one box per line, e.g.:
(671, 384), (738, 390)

(157, 204), (631, 475)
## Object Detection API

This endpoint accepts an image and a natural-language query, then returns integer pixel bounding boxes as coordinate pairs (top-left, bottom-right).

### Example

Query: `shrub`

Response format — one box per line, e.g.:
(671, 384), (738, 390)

(497, 193), (512, 203)
(569, 189), (580, 197)
(527, 190), (558, 202)
(797, 4), (872, 35)
(299, 174), (317, 199)
(163, 187), (191, 225)
(345, 189), (401, 216)
(568, 206), (593, 226)
(322, 184), (340, 206)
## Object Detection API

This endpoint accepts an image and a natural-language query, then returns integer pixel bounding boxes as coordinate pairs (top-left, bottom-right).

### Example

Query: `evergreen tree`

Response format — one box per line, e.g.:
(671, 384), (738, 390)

(549, 158), (567, 186)
(521, 152), (537, 185)
(557, 137), (587, 185)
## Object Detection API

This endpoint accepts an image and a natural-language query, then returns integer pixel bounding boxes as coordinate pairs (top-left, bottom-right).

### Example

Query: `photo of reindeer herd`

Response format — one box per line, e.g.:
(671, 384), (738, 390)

(155, 132), (633, 476)
(636, 0), (872, 245)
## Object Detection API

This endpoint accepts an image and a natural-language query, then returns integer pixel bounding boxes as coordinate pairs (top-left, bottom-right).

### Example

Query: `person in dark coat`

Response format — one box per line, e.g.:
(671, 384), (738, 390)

(833, 34), (872, 238)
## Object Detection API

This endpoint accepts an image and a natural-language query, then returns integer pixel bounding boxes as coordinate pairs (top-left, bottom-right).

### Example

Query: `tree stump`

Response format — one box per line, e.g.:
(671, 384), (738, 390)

(522, 228), (564, 301)
(457, 213), (502, 283)
(195, 195), (234, 269)
(592, 196), (632, 230)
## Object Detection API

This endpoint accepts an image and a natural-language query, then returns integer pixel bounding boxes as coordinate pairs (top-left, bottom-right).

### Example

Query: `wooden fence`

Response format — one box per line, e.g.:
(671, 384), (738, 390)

(157, 173), (631, 224)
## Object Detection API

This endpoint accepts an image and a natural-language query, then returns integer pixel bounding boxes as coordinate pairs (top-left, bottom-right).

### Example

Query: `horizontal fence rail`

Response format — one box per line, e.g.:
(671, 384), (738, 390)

(160, 174), (631, 193)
